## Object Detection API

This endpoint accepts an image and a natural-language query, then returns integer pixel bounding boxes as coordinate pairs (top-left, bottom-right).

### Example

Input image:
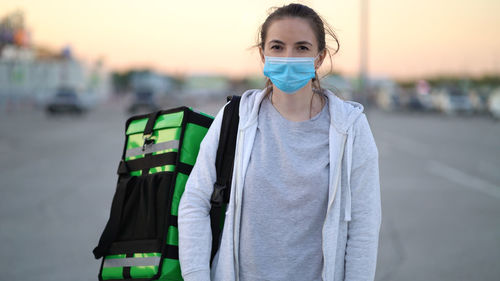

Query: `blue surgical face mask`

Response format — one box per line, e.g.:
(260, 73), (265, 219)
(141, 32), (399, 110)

(263, 56), (317, 94)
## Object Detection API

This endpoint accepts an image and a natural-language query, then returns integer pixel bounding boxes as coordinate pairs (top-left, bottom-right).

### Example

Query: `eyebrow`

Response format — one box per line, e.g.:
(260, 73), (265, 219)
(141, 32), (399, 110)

(268, 40), (313, 46)
(295, 41), (313, 46)
(269, 40), (285, 45)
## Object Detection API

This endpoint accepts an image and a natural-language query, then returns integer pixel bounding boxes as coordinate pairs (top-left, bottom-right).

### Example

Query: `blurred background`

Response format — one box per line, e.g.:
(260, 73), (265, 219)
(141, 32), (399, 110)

(0, 0), (498, 280)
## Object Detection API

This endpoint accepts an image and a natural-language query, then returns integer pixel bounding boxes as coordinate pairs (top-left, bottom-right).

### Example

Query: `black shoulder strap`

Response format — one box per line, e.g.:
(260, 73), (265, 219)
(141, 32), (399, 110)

(209, 95), (240, 264)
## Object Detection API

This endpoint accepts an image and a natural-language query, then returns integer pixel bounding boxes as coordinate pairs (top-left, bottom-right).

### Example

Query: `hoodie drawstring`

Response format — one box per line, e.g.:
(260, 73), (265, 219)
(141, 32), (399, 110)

(344, 129), (353, 222)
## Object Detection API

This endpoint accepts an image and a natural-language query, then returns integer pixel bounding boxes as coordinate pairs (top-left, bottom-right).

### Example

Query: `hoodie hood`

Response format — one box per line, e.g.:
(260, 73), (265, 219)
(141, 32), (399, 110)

(238, 87), (364, 134)
(328, 96), (364, 134)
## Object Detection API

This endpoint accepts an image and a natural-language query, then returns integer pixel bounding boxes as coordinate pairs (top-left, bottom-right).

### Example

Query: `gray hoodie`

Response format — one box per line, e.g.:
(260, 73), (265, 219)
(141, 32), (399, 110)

(178, 88), (381, 281)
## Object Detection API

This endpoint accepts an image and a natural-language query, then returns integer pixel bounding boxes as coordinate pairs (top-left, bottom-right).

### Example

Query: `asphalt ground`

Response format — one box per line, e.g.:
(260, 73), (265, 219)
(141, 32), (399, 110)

(0, 97), (498, 281)
(370, 109), (500, 281)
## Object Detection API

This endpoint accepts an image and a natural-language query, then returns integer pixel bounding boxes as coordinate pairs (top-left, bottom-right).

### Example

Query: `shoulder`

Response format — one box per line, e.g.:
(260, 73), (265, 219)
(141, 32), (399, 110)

(321, 89), (365, 134)
(351, 113), (378, 160)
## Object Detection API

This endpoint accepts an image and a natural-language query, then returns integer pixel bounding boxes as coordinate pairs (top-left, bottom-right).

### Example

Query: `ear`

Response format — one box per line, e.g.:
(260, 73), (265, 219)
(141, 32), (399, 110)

(259, 46), (265, 64)
(315, 49), (327, 70)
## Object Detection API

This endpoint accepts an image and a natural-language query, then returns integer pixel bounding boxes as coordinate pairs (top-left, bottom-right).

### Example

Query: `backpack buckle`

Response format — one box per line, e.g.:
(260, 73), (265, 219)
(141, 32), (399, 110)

(142, 134), (156, 151)
(211, 183), (226, 207)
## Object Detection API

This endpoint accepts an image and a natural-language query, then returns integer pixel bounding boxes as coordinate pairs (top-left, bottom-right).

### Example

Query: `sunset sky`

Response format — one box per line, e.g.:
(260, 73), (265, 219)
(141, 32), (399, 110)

(1, 0), (499, 79)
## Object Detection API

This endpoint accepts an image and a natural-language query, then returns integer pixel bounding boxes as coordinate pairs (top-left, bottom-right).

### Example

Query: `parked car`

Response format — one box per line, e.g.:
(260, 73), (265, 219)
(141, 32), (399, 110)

(127, 89), (159, 114)
(468, 89), (488, 114)
(407, 94), (432, 111)
(488, 88), (500, 120)
(45, 88), (89, 114)
(437, 86), (473, 115)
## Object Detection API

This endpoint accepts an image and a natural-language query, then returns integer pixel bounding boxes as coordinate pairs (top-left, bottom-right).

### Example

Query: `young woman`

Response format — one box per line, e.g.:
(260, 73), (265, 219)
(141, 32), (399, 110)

(178, 3), (381, 281)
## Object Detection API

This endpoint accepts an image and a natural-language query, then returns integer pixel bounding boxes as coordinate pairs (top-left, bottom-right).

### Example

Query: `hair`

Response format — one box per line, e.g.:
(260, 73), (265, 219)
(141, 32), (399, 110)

(256, 3), (340, 92)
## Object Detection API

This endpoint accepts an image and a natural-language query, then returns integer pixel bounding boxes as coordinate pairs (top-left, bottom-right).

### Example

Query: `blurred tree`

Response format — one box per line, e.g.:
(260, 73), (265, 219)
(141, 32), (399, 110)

(472, 75), (500, 87)
(396, 74), (500, 91)
(112, 71), (133, 94)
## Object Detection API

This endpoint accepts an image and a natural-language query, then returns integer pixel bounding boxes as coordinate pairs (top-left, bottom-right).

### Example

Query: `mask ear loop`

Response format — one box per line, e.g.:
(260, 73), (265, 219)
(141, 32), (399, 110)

(312, 54), (320, 83)
(312, 54), (323, 91)
(312, 53), (321, 81)
(314, 53), (321, 68)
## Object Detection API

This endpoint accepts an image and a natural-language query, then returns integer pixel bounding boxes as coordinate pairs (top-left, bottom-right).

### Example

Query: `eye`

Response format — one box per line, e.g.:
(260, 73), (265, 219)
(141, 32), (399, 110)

(298, 45), (310, 51)
(270, 45), (282, 50)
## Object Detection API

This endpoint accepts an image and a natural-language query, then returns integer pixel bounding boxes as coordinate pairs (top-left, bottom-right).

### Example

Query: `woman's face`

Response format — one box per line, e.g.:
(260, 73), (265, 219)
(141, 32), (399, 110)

(260, 17), (326, 67)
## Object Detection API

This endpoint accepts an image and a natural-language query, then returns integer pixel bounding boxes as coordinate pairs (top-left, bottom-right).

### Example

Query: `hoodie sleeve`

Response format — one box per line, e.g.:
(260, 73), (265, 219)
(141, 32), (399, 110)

(178, 105), (226, 281)
(344, 113), (382, 281)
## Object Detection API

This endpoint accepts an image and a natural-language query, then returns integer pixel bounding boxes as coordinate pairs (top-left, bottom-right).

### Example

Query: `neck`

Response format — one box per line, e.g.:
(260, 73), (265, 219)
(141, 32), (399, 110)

(270, 83), (324, 122)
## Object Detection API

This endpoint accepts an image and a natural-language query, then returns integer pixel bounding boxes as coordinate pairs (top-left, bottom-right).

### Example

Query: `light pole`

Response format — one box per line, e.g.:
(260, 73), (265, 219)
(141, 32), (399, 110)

(359, 0), (369, 106)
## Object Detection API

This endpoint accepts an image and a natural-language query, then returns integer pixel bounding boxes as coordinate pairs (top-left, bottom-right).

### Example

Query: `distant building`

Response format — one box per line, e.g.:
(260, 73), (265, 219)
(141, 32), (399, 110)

(182, 73), (231, 99)
(0, 46), (111, 108)
(130, 71), (175, 96)
(0, 10), (111, 109)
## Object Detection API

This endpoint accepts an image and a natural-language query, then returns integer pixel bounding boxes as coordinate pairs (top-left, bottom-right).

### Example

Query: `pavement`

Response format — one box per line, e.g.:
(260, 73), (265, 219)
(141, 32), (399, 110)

(0, 98), (498, 281)
(371, 109), (500, 281)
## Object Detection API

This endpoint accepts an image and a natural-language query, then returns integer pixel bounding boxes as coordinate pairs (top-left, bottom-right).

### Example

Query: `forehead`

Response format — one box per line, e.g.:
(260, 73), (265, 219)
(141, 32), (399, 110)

(266, 17), (317, 45)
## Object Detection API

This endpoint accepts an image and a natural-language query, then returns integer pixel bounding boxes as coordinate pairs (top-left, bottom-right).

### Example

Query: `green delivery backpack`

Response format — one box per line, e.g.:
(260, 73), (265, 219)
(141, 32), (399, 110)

(93, 97), (240, 281)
